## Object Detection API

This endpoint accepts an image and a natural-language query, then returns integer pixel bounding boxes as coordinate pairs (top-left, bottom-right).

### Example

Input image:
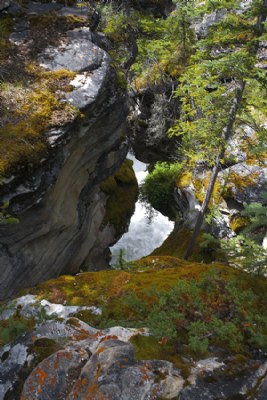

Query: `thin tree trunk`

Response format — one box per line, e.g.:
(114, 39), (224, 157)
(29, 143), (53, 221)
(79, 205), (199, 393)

(183, 0), (267, 260)
(183, 80), (245, 260)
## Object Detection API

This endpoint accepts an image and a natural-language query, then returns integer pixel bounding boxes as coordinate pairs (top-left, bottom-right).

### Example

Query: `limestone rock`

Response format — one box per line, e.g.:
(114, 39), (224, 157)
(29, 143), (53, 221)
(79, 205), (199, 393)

(130, 89), (180, 163)
(0, 319), (185, 400)
(0, 3), (130, 300)
(1, 315), (267, 400)
(193, 9), (227, 39)
(222, 163), (267, 204)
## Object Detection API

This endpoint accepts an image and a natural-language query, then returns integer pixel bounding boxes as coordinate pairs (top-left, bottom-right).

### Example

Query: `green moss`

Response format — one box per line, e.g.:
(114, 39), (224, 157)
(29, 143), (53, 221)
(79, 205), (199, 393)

(151, 228), (210, 262)
(130, 335), (191, 378)
(176, 171), (192, 188)
(0, 314), (35, 347)
(29, 338), (62, 364)
(101, 159), (138, 238)
(0, 69), (78, 178)
(0, 9), (82, 180)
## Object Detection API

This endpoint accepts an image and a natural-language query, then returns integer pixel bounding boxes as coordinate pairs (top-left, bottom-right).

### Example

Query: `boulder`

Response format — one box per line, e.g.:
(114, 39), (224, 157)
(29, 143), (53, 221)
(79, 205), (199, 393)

(0, 318), (185, 400)
(222, 163), (267, 204)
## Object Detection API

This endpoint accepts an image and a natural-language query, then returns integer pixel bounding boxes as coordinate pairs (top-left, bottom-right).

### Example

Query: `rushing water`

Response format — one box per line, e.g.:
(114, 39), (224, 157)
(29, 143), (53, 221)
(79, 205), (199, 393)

(110, 153), (174, 265)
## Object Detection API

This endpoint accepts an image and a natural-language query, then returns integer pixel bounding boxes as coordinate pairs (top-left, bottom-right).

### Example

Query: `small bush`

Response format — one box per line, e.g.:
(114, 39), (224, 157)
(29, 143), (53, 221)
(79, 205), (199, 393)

(124, 270), (267, 356)
(140, 161), (183, 218)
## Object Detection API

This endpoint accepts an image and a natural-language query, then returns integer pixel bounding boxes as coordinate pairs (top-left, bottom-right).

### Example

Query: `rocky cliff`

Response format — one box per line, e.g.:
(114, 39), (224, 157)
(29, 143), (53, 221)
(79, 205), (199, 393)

(0, 2), (131, 299)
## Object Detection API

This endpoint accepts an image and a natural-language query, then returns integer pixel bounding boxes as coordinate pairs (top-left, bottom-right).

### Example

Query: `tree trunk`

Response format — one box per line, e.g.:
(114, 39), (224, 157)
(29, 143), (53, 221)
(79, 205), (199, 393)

(183, 80), (245, 260)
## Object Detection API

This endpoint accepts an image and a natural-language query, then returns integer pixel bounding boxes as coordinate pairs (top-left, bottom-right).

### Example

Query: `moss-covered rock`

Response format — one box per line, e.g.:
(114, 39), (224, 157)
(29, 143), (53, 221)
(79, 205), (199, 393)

(0, 255), (266, 398)
(0, 5), (88, 179)
(151, 228), (205, 261)
(101, 159), (138, 239)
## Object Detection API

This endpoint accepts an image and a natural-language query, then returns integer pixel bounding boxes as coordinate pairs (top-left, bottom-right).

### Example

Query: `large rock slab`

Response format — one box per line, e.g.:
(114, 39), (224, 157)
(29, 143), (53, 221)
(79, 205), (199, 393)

(0, 4), (129, 300)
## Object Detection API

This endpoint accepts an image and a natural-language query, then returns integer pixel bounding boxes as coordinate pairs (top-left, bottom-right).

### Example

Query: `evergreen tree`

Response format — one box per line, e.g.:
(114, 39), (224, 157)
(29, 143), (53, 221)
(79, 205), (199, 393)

(169, 0), (267, 259)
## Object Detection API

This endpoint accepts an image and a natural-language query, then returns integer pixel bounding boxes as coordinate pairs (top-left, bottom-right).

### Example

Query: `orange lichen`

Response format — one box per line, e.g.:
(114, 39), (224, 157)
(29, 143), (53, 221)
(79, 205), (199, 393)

(36, 367), (49, 386)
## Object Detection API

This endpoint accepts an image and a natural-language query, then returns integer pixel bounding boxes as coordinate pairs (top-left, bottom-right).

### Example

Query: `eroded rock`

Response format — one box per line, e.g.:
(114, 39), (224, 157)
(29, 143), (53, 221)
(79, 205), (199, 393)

(0, 3), (130, 300)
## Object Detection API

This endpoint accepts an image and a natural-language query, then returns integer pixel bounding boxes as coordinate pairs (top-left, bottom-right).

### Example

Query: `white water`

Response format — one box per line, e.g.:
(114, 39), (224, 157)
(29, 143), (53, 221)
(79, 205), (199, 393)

(110, 154), (174, 265)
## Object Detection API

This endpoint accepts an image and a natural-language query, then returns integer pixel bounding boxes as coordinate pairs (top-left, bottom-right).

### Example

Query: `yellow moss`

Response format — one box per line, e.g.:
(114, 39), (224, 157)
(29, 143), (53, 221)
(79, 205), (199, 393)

(114, 159), (136, 184)
(176, 170), (222, 206)
(0, 69), (78, 178)
(225, 170), (260, 198)
(100, 176), (117, 194)
(151, 228), (208, 262)
(230, 215), (250, 233)
(176, 171), (192, 188)
(194, 173), (222, 204)
(239, 134), (267, 166)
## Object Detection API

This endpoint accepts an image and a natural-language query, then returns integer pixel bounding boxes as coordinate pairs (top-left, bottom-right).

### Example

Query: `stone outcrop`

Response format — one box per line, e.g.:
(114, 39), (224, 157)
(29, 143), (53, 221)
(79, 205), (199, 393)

(0, 305), (266, 399)
(130, 88), (180, 164)
(0, 3), (130, 299)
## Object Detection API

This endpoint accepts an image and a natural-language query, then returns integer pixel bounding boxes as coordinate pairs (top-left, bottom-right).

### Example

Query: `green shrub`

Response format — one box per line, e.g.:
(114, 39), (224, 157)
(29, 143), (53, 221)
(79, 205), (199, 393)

(140, 161), (183, 218)
(124, 270), (267, 356)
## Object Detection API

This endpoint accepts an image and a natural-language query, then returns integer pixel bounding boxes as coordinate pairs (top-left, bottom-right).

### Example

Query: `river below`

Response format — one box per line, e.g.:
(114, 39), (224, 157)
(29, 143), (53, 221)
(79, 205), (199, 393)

(110, 153), (174, 265)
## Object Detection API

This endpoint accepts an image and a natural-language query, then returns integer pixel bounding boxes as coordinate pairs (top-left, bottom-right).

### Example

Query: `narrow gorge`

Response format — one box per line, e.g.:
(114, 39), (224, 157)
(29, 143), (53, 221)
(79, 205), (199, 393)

(0, 1), (267, 399)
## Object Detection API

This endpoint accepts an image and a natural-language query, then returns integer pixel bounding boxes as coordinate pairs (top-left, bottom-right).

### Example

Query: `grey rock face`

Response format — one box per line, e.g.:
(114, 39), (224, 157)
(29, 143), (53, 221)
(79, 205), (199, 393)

(193, 9), (227, 39)
(0, 0), (10, 11)
(0, 317), (185, 400)
(131, 90), (180, 163)
(222, 163), (267, 204)
(256, 40), (267, 69)
(0, 315), (266, 400)
(39, 28), (105, 73)
(0, 9), (129, 300)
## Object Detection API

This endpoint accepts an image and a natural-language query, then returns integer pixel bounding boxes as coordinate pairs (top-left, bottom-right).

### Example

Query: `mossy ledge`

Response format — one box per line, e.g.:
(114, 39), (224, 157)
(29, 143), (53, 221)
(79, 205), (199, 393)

(5, 255), (263, 358)
(0, 7), (87, 180)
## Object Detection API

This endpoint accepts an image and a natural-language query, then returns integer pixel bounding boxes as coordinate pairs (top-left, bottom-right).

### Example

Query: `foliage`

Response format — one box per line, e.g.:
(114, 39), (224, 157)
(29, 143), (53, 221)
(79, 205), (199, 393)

(100, 2), (196, 88)
(167, 0), (267, 259)
(168, 0), (267, 162)
(8, 256), (265, 360)
(140, 162), (183, 218)
(138, 270), (267, 355)
(221, 235), (267, 275)
(241, 195), (267, 243)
